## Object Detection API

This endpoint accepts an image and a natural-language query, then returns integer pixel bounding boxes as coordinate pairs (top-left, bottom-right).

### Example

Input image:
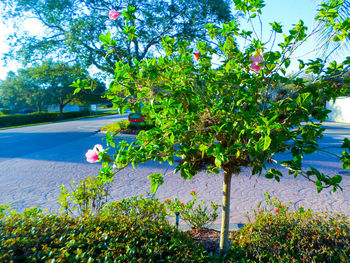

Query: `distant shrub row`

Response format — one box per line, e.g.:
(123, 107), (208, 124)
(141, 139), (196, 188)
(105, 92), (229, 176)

(0, 111), (90, 128)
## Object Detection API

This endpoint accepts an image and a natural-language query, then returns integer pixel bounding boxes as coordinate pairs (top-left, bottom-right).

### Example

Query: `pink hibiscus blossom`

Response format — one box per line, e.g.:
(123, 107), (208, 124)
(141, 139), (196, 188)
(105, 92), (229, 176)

(85, 144), (104, 163)
(249, 54), (263, 73)
(109, 10), (120, 20)
(93, 144), (103, 152)
(194, 52), (201, 61)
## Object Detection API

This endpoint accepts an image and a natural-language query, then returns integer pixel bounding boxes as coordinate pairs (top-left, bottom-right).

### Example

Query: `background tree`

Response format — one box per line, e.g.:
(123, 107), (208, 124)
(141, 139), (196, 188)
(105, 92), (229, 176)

(96, 0), (350, 253)
(0, 62), (106, 115)
(2, 0), (232, 75)
(0, 70), (42, 111)
(29, 61), (106, 118)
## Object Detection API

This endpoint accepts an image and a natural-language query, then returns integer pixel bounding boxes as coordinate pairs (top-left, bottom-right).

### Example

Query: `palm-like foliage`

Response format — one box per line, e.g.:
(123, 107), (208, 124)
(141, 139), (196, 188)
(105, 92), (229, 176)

(315, 0), (350, 60)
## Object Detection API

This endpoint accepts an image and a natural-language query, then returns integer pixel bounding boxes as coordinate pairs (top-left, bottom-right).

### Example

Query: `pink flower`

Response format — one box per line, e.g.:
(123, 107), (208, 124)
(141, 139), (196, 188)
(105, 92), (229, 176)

(85, 149), (99, 163)
(164, 198), (170, 203)
(85, 144), (104, 163)
(194, 52), (201, 61)
(250, 55), (262, 64)
(250, 63), (263, 73)
(93, 144), (103, 152)
(109, 10), (120, 20)
(138, 85), (143, 91)
(249, 54), (263, 73)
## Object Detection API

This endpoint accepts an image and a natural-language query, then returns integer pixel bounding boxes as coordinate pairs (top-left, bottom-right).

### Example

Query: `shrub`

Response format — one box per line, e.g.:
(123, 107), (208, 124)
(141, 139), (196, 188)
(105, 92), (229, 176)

(100, 119), (155, 133)
(0, 207), (209, 262)
(58, 175), (112, 216)
(0, 109), (12, 115)
(228, 194), (350, 263)
(100, 120), (129, 132)
(103, 196), (169, 223)
(164, 191), (220, 229)
(128, 120), (155, 131)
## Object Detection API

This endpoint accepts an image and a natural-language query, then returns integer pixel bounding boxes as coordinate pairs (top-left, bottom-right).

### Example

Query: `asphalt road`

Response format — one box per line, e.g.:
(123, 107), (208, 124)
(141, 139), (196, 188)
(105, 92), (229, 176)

(1, 118), (350, 229)
(0, 114), (126, 210)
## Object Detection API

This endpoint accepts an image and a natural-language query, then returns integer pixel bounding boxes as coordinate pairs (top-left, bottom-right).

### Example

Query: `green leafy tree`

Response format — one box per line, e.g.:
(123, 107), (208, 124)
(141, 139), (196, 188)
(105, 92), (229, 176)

(31, 61), (106, 118)
(0, 64), (105, 114)
(0, 70), (45, 112)
(2, 0), (232, 74)
(95, 0), (350, 253)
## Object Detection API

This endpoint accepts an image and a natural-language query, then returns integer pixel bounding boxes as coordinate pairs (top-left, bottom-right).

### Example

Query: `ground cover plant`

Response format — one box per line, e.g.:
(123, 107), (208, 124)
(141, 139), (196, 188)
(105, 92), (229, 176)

(85, 0), (350, 252)
(228, 194), (350, 262)
(100, 119), (155, 134)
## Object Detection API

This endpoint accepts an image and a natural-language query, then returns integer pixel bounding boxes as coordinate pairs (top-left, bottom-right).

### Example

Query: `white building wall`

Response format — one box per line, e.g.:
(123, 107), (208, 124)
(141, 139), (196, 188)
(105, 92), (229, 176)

(47, 104), (82, 112)
(326, 97), (350, 123)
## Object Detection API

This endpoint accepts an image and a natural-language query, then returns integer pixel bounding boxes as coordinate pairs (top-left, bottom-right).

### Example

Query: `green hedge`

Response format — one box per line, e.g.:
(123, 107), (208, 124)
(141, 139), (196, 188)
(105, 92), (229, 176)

(0, 207), (209, 262)
(0, 109), (12, 115)
(2, 196), (349, 262)
(0, 111), (90, 128)
(228, 207), (350, 262)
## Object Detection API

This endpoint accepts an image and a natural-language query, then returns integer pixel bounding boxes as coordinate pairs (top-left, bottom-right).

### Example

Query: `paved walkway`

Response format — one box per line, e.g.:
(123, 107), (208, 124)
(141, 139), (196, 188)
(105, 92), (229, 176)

(106, 122), (350, 229)
(1, 121), (349, 230)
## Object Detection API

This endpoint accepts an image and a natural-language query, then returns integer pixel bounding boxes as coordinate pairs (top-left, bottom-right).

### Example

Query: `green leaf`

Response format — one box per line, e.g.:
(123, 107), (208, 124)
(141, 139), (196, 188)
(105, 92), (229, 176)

(284, 58), (291, 68)
(332, 175), (342, 184)
(315, 179), (323, 193)
(270, 22), (282, 33)
(215, 158), (222, 169)
(265, 172), (274, 179)
(150, 183), (158, 194)
(73, 87), (81, 95)
(263, 136), (271, 151)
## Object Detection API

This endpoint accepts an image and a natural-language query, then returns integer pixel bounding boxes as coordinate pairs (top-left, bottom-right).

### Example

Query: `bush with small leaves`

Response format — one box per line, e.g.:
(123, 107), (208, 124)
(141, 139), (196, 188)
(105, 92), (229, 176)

(0, 206), (210, 262)
(228, 194), (350, 262)
(164, 191), (220, 229)
(103, 195), (169, 223)
(58, 175), (112, 216)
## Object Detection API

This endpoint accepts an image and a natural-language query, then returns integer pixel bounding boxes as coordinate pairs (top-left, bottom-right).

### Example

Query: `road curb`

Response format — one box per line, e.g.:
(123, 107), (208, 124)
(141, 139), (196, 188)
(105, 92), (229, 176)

(99, 130), (138, 140)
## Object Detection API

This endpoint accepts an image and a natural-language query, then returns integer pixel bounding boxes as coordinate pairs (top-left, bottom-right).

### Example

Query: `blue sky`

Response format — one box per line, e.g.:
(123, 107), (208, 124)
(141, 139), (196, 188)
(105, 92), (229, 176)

(234, 0), (321, 72)
(0, 0), (344, 80)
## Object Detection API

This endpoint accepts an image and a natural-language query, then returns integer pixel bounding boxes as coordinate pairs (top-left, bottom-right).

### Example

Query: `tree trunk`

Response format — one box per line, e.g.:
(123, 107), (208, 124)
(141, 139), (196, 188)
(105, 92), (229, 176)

(219, 170), (233, 253)
(59, 104), (64, 119)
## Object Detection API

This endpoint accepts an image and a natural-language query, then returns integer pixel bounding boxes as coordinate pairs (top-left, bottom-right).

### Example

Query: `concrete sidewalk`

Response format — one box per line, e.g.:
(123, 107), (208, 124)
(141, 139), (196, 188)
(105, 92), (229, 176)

(0, 121), (349, 230)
